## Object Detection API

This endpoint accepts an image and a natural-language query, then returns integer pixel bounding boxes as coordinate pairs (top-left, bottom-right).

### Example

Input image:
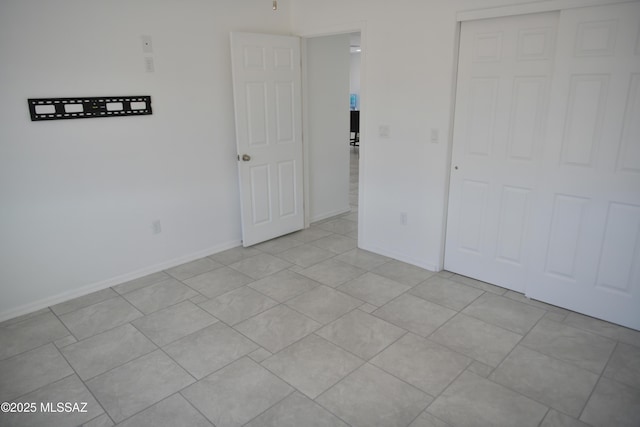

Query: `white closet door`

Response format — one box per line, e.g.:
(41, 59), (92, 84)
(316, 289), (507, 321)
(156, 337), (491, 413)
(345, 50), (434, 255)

(445, 12), (559, 292)
(527, 2), (640, 330)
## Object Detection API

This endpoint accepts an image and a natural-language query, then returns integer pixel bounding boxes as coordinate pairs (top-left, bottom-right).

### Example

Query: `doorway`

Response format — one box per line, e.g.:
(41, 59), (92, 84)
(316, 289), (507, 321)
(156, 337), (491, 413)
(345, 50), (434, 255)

(303, 32), (362, 243)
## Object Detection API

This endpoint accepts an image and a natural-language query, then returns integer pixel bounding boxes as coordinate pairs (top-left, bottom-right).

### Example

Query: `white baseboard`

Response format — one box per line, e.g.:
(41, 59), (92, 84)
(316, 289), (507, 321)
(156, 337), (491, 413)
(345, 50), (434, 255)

(357, 241), (439, 272)
(310, 206), (352, 223)
(0, 239), (242, 323)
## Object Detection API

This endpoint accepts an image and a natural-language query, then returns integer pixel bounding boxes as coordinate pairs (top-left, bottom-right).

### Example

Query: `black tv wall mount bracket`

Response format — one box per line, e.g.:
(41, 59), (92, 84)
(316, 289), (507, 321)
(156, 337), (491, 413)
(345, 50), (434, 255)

(28, 96), (152, 121)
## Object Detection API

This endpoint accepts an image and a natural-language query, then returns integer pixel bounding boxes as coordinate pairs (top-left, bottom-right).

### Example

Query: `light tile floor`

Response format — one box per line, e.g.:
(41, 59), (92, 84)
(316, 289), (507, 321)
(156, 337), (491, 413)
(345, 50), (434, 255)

(1, 148), (640, 426)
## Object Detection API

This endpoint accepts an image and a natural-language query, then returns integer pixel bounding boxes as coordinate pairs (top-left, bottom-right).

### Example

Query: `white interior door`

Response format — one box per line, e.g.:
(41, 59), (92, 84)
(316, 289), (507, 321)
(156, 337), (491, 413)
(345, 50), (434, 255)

(231, 32), (304, 247)
(527, 2), (640, 330)
(445, 12), (559, 292)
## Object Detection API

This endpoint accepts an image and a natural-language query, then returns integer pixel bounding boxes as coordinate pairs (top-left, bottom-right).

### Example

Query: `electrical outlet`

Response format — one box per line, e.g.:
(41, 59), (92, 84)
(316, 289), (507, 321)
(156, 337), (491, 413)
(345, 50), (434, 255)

(141, 35), (153, 53)
(379, 125), (390, 138)
(401, 212), (408, 225)
(152, 220), (162, 234)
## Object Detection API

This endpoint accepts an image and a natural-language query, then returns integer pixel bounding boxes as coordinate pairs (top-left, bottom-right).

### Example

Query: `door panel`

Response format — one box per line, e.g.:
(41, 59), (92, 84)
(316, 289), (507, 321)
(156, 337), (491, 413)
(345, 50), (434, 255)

(445, 12), (559, 292)
(527, 3), (640, 329)
(231, 32), (304, 246)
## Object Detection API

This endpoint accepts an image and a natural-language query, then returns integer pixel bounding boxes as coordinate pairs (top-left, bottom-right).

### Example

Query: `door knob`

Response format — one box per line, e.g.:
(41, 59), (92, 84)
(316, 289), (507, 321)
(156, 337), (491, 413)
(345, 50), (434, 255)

(242, 154), (251, 162)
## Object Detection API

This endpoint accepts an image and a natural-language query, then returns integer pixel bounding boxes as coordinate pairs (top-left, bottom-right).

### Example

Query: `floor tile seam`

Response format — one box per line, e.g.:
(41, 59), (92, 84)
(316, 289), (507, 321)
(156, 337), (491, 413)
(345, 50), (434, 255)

(287, 230), (337, 244)
(367, 350), (453, 399)
(458, 305), (544, 336)
(477, 311), (528, 369)
(521, 314), (615, 376)
(229, 302), (323, 351)
(575, 375), (608, 425)
(365, 294), (443, 336)
(258, 349), (364, 401)
(559, 316), (640, 348)
(258, 332), (367, 377)
(424, 361), (552, 425)
(501, 291), (569, 315)
(599, 343), (640, 392)
(219, 297), (288, 328)
(307, 390), (358, 427)
(310, 360), (430, 426)
(141, 307), (261, 356)
(205, 248), (265, 266)
(177, 268), (253, 294)
(407, 281), (486, 313)
(65, 295), (146, 337)
(0, 313), (78, 362)
(49, 289), (121, 317)
(3, 370), (114, 427)
(245, 276), (323, 305)
(499, 342), (606, 381)
(350, 324), (410, 363)
(306, 238), (357, 256)
(575, 340), (622, 421)
(0, 370), (76, 405)
(422, 316), (526, 375)
(412, 409), (452, 427)
(237, 389), (299, 427)
(376, 327), (480, 369)
(424, 362), (478, 414)
(130, 297), (218, 326)
(111, 391), (204, 427)
(111, 273), (172, 296)
(0, 308), (54, 328)
(85, 412), (116, 427)
(448, 275), (509, 296)
(120, 290), (205, 318)
(116, 276), (188, 298)
(333, 252), (391, 272)
(404, 407), (433, 427)
(73, 331), (162, 383)
(297, 329), (374, 366)
(195, 288), (279, 326)
(439, 311), (528, 344)
(517, 338), (609, 379)
(399, 286), (469, 316)
(224, 252), (286, 279)
(252, 243), (304, 256)
(88, 321), (197, 388)
(292, 258), (369, 287)
(271, 248), (338, 269)
(53, 293), (127, 329)
(350, 362), (435, 421)
(485, 343), (596, 419)
(56, 347), (113, 421)
(282, 294), (368, 325)
(164, 261), (227, 282)
(171, 355), (297, 424)
(130, 311), (219, 349)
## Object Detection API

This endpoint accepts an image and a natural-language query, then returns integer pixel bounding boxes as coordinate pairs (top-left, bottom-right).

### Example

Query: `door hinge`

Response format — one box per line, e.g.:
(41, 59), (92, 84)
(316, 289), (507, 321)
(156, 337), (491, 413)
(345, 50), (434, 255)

(237, 154), (240, 161)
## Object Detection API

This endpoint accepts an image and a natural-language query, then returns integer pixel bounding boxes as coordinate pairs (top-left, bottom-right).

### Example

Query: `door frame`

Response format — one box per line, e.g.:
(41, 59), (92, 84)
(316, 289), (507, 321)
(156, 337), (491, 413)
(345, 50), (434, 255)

(441, 0), (635, 274)
(298, 22), (368, 245)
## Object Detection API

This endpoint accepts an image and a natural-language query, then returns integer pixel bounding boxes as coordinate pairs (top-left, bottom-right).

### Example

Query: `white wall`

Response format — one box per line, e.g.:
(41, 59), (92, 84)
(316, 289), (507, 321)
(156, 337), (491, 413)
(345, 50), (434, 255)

(290, 0), (629, 271)
(0, 0), (292, 319)
(306, 34), (351, 222)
